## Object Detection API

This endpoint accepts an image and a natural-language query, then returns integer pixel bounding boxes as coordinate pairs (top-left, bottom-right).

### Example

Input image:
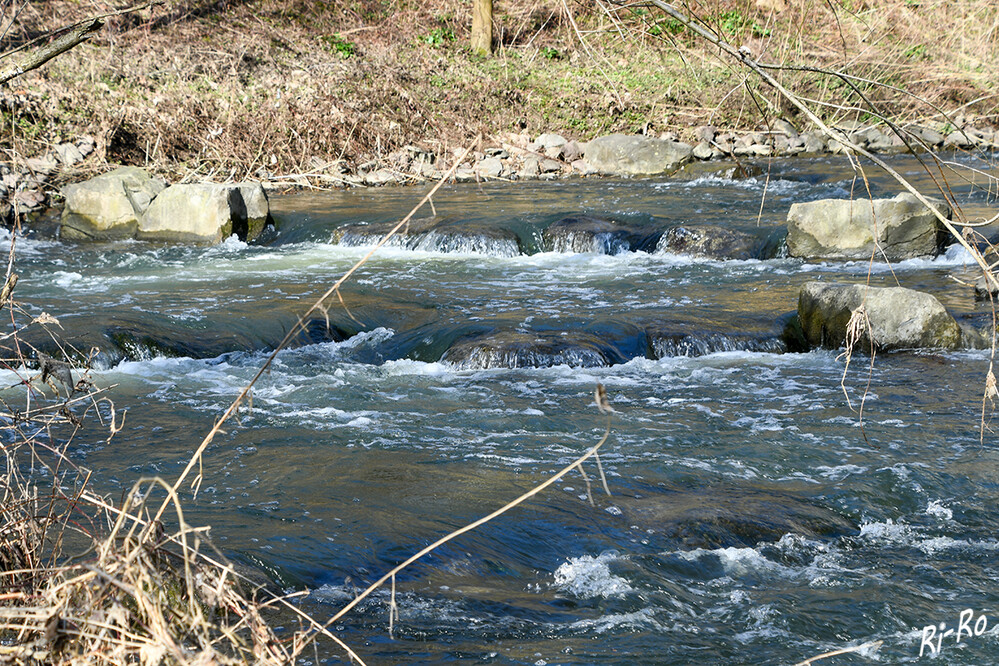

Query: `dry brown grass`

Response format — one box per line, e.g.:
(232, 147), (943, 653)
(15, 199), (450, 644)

(0, 255), (314, 664)
(2, 0), (994, 182)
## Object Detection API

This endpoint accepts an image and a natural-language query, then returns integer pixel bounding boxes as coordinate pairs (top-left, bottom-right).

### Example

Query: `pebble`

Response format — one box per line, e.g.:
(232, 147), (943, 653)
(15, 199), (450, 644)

(692, 142), (714, 160)
(476, 157), (504, 179)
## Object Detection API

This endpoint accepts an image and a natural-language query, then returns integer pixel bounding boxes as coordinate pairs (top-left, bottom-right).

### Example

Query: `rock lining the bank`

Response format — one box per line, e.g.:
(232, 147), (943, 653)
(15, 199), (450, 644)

(60, 167), (271, 243)
(4, 119), (998, 222)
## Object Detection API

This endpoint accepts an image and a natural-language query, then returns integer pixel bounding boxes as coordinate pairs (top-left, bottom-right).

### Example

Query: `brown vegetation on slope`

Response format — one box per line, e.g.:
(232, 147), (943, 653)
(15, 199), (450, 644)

(1, 0), (997, 182)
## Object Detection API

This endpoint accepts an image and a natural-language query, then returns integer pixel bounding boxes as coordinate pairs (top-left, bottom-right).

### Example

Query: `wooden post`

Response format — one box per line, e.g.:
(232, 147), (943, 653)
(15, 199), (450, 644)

(471, 0), (493, 56)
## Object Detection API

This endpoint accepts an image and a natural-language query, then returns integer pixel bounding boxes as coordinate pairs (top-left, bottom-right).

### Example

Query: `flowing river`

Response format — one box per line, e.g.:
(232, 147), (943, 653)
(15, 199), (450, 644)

(8, 153), (999, 664)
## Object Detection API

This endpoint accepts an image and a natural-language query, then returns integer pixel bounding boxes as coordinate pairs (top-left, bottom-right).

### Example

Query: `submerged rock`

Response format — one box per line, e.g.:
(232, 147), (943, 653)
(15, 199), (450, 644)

(139, 182), (270, 243)
(441, 330), (619, 369)
(655, 224), (762, 260)
(607, 485), (857, 549)
(796, 281), (963, 351)
(584, 133), (693, 177)
(61, 167), (166, 240)
(542, 215), (660, 254)
(786, 192), (950, 260)
(332, 216), (523, 257)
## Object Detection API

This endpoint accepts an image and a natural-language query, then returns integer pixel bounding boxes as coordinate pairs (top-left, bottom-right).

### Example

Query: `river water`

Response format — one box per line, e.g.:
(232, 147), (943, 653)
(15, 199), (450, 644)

(8, 153), (999, 664)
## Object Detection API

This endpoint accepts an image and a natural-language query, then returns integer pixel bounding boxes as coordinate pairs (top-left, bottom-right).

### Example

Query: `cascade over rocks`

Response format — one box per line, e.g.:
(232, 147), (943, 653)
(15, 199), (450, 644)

(786, 192), (950, 260)
(441, 330), (620, 369)
(795, 281), (964, 351)
(655, 224), (764, 260)
(647, 329), (787, 358)
(584, 133), (693, 176)
(332, 216), (523, 257)
(61, 168), (270, 243)
(542, 215), (661, 254)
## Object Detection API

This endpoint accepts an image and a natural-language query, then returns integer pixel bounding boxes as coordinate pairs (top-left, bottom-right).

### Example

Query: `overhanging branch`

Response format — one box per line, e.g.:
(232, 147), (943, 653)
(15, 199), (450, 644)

(0, 18), (103, 85)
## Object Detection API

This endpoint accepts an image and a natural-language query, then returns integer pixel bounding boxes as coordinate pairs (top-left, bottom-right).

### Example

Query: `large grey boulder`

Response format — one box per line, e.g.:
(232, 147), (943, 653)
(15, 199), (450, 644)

(786, 192), (950, 261)
(138, 182), (269, 243)
(797, 281), (962, 351)
(584, 133), (693, 176)
(234, 182), (271, 241)
(61, 167), (166, 240)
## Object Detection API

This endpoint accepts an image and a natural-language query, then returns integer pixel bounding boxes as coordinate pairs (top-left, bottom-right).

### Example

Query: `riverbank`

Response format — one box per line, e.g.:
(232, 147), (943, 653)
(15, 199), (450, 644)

(5, 119), (999, 226)
(2, 0), (998, 221)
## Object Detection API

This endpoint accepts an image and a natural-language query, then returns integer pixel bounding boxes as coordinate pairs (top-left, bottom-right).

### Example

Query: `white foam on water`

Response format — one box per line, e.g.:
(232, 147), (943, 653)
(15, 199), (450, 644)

(797, 243), (976, 275)
(552, 551), (634, 599)
(380, 359), (455, 377)
(667, 175), (810, 197)
(275, 327), (395, 362)
(204, 234), (249, 254)
(466, 453), (542, 466)
(567, 607), (676, 634)
(51, 271), (83, 287)
(859, 518), (999, 555)
(0, 228), (62, 257)
(278, 405), (381, 428)
(733, 413), (787, 432)
(858, 518), (914, 543)
(109, 353), (226, 378)
(679, 546), (781, 577)
(814, 464), (868, 481)
(926, 500), (953, 521)
(666, 535), (853, 589)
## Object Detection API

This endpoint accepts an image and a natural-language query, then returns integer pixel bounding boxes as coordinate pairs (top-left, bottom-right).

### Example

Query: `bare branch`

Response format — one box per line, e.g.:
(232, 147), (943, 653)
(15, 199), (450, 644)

(0, 18), (103, 85)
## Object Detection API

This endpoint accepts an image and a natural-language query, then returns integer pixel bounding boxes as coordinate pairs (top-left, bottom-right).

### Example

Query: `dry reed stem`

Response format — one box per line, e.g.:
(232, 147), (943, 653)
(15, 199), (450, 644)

(792, 639), (882, 665)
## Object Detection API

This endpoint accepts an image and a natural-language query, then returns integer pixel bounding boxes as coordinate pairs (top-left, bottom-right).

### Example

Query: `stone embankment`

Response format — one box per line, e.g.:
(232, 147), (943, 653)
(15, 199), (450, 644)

(1, 136), (95, 224)
(280, 122), (999, 189)
(3, 119), (998, 224)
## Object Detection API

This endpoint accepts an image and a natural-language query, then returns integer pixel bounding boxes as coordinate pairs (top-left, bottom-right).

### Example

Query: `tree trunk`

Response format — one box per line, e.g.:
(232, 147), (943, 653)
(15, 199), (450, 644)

(471, 0), (493, 56)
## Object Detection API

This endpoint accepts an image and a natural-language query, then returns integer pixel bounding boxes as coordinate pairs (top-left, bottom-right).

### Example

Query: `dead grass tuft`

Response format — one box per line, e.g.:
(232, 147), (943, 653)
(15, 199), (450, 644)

(0, 260), (299, 665)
